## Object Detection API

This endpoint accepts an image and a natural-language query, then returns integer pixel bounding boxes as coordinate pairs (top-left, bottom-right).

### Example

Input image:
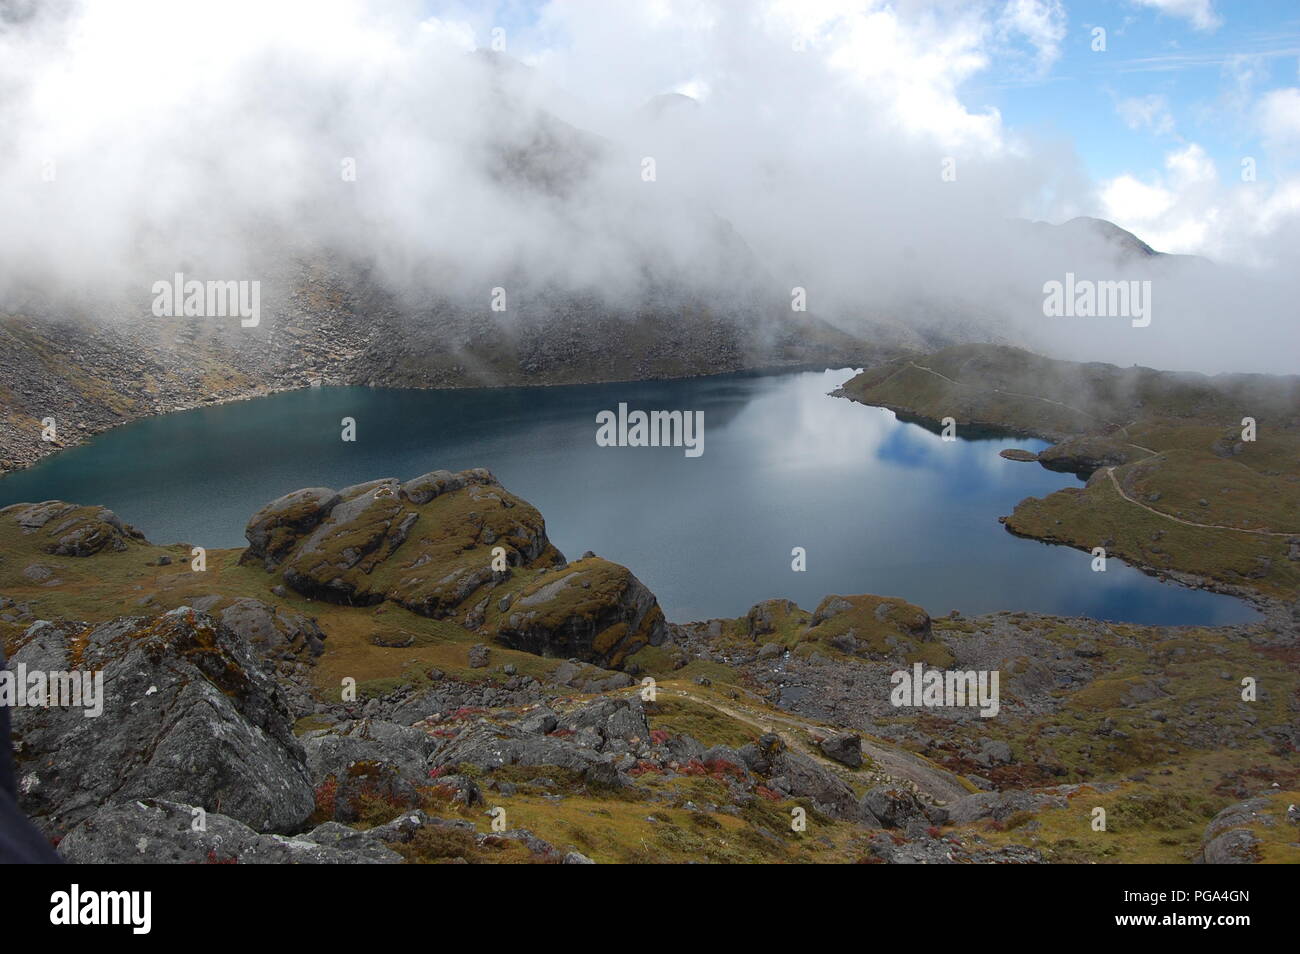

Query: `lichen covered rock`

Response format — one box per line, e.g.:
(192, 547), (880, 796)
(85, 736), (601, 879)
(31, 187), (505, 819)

(7, 607), (315, 838)
(241, 469), (563, 615)
(493, 557), (667, 669)
(2, 501), (147, 556)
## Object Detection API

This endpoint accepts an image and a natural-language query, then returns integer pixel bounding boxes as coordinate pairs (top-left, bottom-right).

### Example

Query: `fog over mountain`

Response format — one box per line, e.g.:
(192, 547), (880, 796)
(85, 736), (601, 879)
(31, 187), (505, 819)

(0, 0), (1295, 374)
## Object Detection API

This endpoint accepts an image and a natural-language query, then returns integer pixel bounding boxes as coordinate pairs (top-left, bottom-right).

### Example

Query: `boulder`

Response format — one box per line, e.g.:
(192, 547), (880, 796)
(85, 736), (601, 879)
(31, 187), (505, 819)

(819, 732), (863, 768)
(940, 790), (1068, 826)
(431, 720), (623, 788)
(860, 785), (937, 831)
(8, 607), (315, 838)
(241, 470), (563, 619)
(302, 720), (435, 822)
(2, 501), (146, 556)
(745, 599), (799, 637)
(1199, 797), (1270, 864)
(58, 799), (401, 864)
(240, 487), (340, 570)
(494, 558), (667, 669)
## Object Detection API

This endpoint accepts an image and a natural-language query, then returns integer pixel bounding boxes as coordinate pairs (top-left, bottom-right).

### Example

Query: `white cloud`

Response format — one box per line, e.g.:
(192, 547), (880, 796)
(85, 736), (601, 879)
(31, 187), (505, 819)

(1131, 0), (1222, 33)
(1116, 93), (1175, 135)
(1100, 173), (1176, 222)
(997, 0), (1068, 75)
(1165, 142), (1216, 187)
(1099, 141), (1300, 270)
(1258, 87), (1300, 151)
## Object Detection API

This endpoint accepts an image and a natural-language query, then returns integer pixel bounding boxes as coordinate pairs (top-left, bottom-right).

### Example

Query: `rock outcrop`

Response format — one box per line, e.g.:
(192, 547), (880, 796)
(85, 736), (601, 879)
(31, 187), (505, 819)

(2, 501), (147, 556)
(8, 607), (315, 838)
(241, 469), (561, 610)
(494, 557), (667, 669)
(240, 470), (665, 669)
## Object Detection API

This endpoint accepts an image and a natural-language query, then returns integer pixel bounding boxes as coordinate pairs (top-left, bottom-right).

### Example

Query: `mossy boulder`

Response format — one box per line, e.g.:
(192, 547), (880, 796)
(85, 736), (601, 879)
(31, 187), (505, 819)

(1, 501), (147, 556)
(241, 487), (341, 570)
(493, 557), (667, 669)
(745, 598), (801, 637)
(804, 594), (934, 657)
(241, 469), (563, 613)
(238, 470), (666, 670)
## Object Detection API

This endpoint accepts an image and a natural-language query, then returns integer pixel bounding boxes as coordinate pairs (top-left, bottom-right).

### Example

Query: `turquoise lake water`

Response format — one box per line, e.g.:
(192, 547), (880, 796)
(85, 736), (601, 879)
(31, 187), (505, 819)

(0, 369), (1256, 625)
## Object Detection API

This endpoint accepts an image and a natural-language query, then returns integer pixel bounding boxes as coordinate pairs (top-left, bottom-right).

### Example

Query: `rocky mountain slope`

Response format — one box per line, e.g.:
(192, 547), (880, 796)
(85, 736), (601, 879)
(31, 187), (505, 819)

(0, 258), (888, 475)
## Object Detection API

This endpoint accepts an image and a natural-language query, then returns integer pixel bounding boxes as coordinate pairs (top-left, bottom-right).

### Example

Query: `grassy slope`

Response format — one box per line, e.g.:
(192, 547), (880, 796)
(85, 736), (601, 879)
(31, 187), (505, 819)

(840, 344), (1300, 602)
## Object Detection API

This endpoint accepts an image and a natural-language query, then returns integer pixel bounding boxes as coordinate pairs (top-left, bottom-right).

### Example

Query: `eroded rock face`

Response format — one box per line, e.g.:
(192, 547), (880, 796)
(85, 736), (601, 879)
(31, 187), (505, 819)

(184, 595), (327, 718)
(2, 501), (147, 556)
(8, 607), (315, 838)
(493, 557), (668, 669)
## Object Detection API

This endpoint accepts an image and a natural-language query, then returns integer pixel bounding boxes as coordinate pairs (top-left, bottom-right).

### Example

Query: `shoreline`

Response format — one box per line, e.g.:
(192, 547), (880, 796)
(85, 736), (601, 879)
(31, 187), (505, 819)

(0, 358), (869, 478)
(833, 386), (1294, 625)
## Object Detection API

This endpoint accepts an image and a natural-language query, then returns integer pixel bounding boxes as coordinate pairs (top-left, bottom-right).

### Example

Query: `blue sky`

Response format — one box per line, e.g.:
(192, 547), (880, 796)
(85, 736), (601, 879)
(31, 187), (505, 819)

(975, 0), (1300, 184)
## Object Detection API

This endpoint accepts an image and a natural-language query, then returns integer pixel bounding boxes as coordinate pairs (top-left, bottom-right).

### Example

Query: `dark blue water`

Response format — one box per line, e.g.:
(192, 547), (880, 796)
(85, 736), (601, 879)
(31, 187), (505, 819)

(0, 369), (1256, 625)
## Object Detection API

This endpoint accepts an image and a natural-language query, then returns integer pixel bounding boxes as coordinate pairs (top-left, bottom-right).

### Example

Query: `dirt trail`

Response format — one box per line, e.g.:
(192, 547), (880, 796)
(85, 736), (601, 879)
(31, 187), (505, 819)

(660, 687), (972, 804)
(1104, 467), (1299, 537)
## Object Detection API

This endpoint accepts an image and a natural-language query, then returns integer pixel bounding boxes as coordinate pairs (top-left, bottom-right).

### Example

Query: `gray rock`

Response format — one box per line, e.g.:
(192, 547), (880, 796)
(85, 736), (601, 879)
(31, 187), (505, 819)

(940, 790), (1067, 826)
(975, 739), (1012, 767)
(58, 799), (401, 864)
(10, 608), (315, 838)
(1199, 797), (1270, 864)
(860, 786), (936, 831)
(431, 720), (624, 788)
(517, 706), (559, 735)
(818, 732), (863, 768)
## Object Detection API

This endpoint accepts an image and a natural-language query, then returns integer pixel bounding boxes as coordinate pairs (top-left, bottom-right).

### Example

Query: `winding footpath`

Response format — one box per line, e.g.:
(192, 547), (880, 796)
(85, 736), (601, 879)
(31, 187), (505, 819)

(1103, 466), (1299, 537)
(661, 686), (973, 805)
(886, 362), (1296, 535)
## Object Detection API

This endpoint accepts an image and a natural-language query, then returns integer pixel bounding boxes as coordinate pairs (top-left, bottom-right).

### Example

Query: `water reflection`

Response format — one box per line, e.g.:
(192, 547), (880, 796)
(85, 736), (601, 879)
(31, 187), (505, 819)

(0, 368), (1255, 625)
